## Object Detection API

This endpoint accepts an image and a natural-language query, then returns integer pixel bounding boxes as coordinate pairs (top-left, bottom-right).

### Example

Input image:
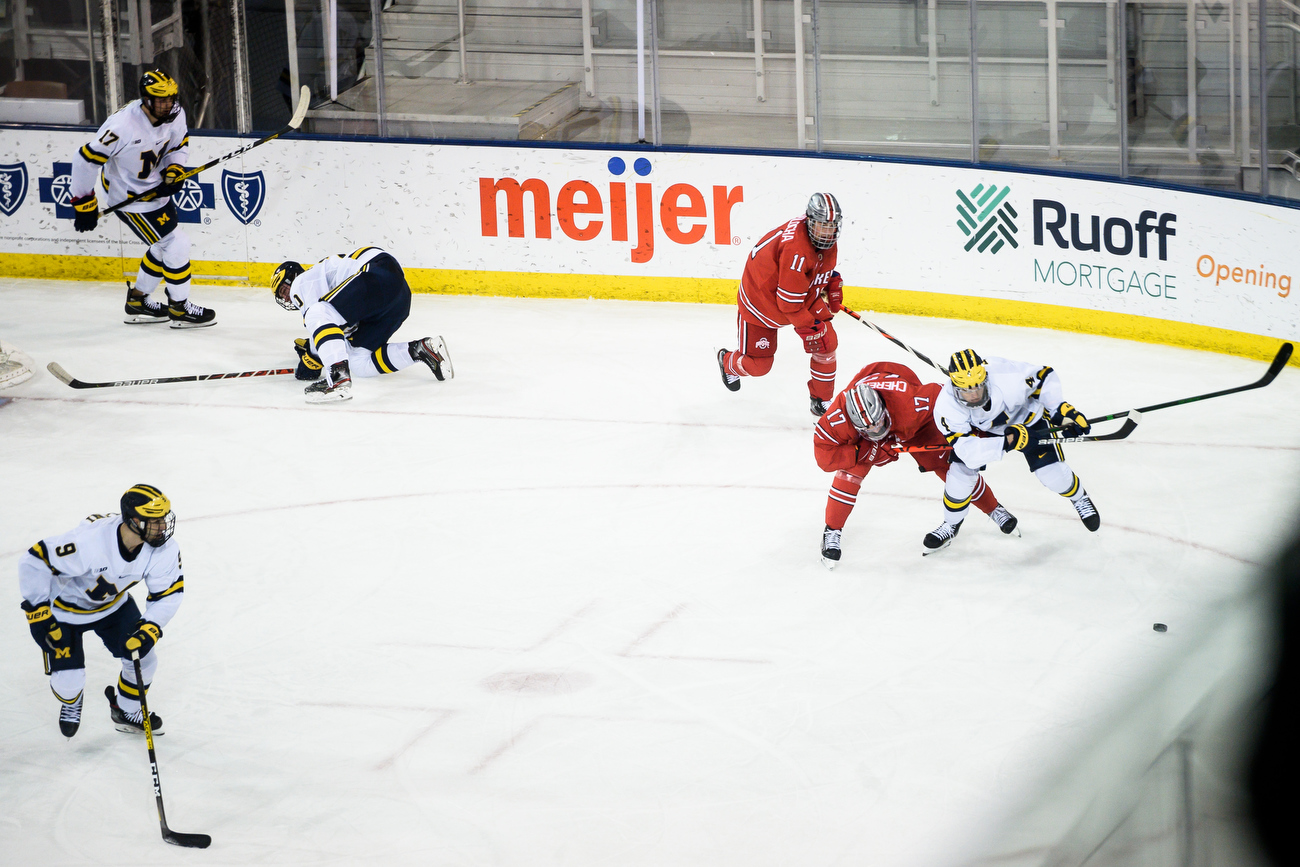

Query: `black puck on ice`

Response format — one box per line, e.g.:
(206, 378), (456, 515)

(1153, 623), (1167, 633)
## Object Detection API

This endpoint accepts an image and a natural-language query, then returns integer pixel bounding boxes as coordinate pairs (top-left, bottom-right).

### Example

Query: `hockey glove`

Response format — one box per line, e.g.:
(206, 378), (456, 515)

(824, 271), (844, 313)
(294, 338), (324, 381)
(156, 164), (187, 198)
(21, 600), (64, 650)
(71, 194), (98, 233)
(1053, 402), (1090, 434)
(857, 438), (898, 467)
(124, 621), (163, 656)
(794, 321), (830, 354)
(1004, 423), (1030, 452)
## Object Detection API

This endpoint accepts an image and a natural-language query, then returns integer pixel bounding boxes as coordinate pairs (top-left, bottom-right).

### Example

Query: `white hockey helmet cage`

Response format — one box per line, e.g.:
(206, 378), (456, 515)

(806, 192), (843, 250)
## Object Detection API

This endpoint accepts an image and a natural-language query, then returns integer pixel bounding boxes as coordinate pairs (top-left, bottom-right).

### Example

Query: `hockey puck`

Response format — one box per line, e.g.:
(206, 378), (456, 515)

(1153, 623), (1167, 632)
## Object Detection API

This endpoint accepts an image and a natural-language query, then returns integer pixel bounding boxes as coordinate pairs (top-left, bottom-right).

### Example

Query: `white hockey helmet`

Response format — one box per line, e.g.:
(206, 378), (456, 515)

(845, 381), (891, 440)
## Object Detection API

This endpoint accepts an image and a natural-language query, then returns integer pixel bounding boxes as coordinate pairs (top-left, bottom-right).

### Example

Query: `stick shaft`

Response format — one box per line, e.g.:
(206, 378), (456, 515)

(840, 307), (944, 372)
(132, 655), (170, 835)
(48, 362), (293, 389)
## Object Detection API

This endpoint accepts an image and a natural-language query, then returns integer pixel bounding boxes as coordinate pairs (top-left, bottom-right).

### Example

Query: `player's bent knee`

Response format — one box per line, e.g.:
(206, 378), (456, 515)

(739, 355), (774, 377)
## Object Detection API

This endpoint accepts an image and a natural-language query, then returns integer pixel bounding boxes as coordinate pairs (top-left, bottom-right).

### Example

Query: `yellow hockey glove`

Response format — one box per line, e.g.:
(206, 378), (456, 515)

(1054, 402), (1090, 434)
(1003, 423), (1030, 452)
(124, 621), (163, 656)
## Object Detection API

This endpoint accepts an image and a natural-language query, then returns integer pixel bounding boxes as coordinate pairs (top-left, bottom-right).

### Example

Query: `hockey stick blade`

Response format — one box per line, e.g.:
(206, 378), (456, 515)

(163, 830), (212, 849)
(1080, 342), (1294, 427)
(1038, 411), (1142, 445)
(289, 85), (310, 128)
(47, 361), (293, 389)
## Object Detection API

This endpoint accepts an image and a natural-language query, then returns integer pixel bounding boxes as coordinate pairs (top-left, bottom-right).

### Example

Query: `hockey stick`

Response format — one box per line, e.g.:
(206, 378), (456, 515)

(131, 653), (211, 849)
(1070, 342), (1293, 427)
(47, 362), (293, 389)
(888, 412), (1142, 454)
(102, 85), (310, 217)
(839, 307), (945, 373)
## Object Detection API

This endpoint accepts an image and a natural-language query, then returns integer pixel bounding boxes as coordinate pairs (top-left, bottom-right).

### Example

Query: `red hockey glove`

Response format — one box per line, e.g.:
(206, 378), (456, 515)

(856, 439), (899, 467)
(794, 320), (829, 353)
(824, 271), (844, 313)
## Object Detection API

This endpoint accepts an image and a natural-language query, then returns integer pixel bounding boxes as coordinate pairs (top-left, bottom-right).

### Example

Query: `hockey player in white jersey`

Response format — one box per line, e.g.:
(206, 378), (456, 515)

(925, 349), (1099, 552)
(69, 70), (216, 328)
(19, 485), (186, 738)
(271, 246), (453, 403)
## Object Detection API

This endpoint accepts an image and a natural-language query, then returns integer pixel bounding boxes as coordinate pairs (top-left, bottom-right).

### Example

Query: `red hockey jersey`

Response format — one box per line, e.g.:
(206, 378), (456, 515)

(737, 217), (837, 330)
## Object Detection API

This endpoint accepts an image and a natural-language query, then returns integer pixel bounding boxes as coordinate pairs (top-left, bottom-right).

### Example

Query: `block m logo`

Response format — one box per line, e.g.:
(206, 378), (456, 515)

(957, 184), (1019, 254)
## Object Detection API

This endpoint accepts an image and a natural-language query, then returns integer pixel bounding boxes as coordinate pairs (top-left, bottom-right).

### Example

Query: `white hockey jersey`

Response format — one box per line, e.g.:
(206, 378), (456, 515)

(933, 357), (1066, 468)
(287, 246), (390, 336)
(70, 100), (189, 214)
(18, 513), (185, 627)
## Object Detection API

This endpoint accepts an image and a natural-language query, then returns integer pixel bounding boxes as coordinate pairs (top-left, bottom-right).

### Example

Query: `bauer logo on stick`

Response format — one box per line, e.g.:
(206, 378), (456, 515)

(221, 170), (266, 224)
(0, 162), (28, 216)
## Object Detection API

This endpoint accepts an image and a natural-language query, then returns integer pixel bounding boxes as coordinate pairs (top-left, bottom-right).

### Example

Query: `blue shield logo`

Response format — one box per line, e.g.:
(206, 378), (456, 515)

(222, 170), (266, 224)
(0, 163), (28, 217)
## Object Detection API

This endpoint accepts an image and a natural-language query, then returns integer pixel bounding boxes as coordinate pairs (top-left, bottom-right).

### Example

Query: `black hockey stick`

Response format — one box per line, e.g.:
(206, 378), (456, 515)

(1037, 412), (1142, 445)
(840, 307), (946, 372)
(1074, 342), (1293, 426)
(47, 362), (293, 389)
(102, 85), (310, 216)
(131, 653), (211, 849)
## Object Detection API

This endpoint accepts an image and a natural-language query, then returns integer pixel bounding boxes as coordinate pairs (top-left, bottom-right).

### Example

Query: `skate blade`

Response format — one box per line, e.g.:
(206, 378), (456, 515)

(123, 315), (168, 324)
(114, 722), (163, 735)
(304, 389), (352, 404)
(431, 336), (453, 380)
(921, 540), (953, 556)
(820, 556), (839, 571)
(168, 319), (217, 329)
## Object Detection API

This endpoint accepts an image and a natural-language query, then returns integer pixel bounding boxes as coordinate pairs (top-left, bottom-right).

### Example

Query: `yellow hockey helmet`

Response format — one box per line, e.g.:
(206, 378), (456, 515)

(271, 261), (306, 310)
(139, 70), (180, 122)
(947, 349), (988, 406)
(120, 483), (176, 547)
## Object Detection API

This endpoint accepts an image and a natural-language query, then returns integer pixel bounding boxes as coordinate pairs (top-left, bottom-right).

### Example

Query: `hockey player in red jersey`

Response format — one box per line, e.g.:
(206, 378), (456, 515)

(813, 361), (1019, 568)
(718, 192), (845, 417)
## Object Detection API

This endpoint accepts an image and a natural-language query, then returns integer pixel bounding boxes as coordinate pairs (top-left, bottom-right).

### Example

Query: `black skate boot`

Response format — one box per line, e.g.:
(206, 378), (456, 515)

(717, 349), (741, 392)
(810, 396), (828, 417)
(820, 525), (842, 570)
(124, 284), (169, 324)
(167, 296), (217, 329)
(922, 520), (962, 554)
(105, 685), (163, 735)
(409, 336), (453, 381)
(59, 691), (84, 738)
(989, 505), (1020, 537)
(1071, 493), (1100, 531)
(305, 360), (352, 403)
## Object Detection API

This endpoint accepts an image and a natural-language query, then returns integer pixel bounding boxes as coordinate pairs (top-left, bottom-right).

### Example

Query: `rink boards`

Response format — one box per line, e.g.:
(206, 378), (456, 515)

(1, 128), (1296, 361)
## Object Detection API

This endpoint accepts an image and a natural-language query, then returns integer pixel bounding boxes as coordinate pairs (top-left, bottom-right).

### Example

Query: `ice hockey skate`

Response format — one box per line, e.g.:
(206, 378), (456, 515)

(58, 692), (83, 738)
(305, 360), (352, 403)
(123, 285), (169, 324)
(716, 349), (741, 392)
(1071, 493), (1100, 531)
(105, 685), (163, 735)
(989, 505), (1021, 537)
(167, 297), (217, 329)
(810, 396), (828, 417)
(410, 336), (454, 381)
(922, 520), (962, 554)
(820, 526), (842, 569)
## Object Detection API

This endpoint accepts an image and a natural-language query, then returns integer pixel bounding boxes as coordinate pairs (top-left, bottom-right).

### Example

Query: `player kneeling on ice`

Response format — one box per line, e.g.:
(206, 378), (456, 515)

(18, 485), (185, 738)
(815, 361), (1017, 568)
(926, 349), (1099, 553)
(270, 246), (454, 403)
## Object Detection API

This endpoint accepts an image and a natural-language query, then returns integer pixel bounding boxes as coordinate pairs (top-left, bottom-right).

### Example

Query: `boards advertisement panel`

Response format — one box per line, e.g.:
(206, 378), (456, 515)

(2, 129), (1295, 356)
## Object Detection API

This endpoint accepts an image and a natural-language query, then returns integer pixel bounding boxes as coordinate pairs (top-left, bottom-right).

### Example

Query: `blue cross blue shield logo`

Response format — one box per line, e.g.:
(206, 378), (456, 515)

(222, 170), (266, 224)
(0, 163), (28, 217)
(172, 176), (215, 224)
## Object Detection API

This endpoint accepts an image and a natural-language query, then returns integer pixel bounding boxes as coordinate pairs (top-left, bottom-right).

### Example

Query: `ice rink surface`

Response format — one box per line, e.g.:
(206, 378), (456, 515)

(1, 278), (1297, 866)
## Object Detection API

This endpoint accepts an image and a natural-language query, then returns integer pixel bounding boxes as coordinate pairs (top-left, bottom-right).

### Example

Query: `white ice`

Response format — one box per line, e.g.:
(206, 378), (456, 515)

(0, 278), (1296, 866)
